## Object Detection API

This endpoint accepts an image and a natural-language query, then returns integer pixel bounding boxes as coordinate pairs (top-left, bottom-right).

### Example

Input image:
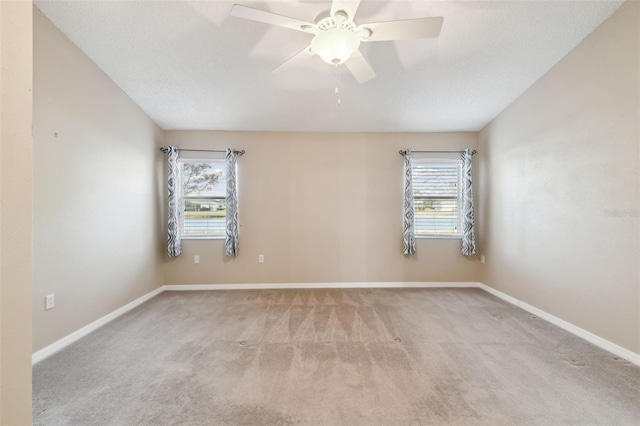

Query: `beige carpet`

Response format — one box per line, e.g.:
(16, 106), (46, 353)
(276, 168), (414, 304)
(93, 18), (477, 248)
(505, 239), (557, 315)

(33, 288), (640, 425)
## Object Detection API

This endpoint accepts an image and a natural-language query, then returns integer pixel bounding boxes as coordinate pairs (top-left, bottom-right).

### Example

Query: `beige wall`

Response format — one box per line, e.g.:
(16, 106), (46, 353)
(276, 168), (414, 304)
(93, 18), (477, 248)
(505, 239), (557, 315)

(0, 1), (33, 423)
(33, 7), (165, 352)
(477, 1), (640, 353)
(164, 131), (479, 285)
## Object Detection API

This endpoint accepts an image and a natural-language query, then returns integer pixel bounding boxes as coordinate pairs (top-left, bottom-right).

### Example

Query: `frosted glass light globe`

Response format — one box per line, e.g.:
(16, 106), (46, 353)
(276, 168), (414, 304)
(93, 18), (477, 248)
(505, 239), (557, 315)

(310, 28), (360, 65)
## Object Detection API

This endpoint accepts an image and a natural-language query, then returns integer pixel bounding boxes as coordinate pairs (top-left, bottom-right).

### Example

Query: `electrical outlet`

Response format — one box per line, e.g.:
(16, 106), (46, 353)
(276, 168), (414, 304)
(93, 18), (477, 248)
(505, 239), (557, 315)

(194, 255), (200, 264)
(258, 255), (264, 263)
(45, 294), (55, 310)
(480, 255), (486, 264)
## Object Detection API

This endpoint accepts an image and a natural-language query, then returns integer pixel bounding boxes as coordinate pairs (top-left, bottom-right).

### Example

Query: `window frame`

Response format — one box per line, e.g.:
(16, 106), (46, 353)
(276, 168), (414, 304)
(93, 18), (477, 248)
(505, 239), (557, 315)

(178, 158), (227, 240)
(412, 157), (463, 239)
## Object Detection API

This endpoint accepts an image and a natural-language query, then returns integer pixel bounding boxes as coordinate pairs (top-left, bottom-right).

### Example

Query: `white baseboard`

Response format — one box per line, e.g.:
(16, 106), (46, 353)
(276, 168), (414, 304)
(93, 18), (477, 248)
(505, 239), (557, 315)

(33, 281), (640, 368)
(477, 283), (640, 367)
(477, 282), (520, 306)
(163, 282), (479, 291)
(32, 286), (164, 364)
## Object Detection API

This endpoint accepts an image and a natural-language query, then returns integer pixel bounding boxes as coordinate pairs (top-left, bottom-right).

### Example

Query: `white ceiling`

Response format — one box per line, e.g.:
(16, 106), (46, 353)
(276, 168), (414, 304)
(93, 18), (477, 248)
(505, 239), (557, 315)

(35, 0), (623, 132)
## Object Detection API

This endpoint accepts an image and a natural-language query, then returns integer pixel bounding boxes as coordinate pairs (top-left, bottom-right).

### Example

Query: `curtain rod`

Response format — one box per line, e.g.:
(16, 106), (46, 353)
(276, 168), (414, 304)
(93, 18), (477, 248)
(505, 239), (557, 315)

(160, 147), (245, 155)
(399, 149), (476, 155)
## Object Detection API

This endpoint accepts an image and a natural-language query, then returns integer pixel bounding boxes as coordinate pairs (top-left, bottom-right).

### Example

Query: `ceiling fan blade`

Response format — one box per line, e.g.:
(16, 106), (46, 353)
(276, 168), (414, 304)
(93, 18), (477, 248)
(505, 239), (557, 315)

(272, 47), (314, 73)
(230, 4), (314, 33)
(330, 0), (362, 21)
(345, 50), (376, 83)
(362, 17), (444, 42)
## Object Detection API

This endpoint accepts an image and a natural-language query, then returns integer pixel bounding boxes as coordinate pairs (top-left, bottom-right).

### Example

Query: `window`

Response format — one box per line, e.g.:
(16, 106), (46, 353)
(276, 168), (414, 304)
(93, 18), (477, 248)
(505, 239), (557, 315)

(179, 159), (226, 239)
(412, 159), (462, 237)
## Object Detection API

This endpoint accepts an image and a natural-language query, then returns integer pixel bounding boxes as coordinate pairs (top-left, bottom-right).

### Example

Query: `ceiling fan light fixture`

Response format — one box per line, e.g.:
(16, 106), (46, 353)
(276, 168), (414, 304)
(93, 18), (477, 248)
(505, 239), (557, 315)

(310, 28), (360, 65)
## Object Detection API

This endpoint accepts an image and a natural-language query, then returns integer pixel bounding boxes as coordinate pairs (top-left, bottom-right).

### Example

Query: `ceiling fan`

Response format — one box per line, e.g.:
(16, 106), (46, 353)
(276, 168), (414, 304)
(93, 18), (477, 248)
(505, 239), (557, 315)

(230, 0), (444, 83)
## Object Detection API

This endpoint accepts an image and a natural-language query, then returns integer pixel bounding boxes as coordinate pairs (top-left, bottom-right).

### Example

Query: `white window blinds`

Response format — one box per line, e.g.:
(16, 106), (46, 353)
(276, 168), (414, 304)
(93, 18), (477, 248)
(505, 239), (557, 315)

(412, 160), (462, 237)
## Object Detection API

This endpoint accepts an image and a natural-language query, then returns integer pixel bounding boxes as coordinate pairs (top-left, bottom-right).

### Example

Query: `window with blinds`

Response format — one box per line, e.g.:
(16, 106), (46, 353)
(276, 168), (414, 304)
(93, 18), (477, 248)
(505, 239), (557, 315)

(179, 159), (227, 239)
(412, 159), (462, 237)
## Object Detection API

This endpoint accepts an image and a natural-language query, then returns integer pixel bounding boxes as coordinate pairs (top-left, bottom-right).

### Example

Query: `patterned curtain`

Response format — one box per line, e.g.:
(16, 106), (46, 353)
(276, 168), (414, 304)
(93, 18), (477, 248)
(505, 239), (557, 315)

(225, 149), (239, 257)
(167, 146), (182, 257)
(461, 149), (476, 255)
(403, 150), (416, 255)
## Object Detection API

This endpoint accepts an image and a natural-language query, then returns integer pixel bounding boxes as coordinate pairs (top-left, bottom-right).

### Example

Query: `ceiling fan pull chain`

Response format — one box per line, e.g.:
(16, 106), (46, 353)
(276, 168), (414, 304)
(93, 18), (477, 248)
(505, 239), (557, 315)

(334, 64), (342, 106)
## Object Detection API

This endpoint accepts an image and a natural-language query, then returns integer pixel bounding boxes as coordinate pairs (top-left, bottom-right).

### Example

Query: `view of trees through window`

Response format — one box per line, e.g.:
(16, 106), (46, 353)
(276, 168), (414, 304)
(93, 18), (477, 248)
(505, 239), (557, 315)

(181, 161), (226, 237)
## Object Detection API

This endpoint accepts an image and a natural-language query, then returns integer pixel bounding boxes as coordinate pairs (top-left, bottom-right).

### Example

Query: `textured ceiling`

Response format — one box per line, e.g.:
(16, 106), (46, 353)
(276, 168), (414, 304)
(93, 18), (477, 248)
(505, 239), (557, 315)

(35, 0), (623, 132)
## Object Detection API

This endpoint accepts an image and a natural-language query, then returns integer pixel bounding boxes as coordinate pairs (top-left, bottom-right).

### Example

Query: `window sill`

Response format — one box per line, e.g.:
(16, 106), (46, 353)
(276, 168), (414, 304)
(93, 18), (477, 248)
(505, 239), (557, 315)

(181, 236), (225, 240)
(416, 235), (462, 240)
